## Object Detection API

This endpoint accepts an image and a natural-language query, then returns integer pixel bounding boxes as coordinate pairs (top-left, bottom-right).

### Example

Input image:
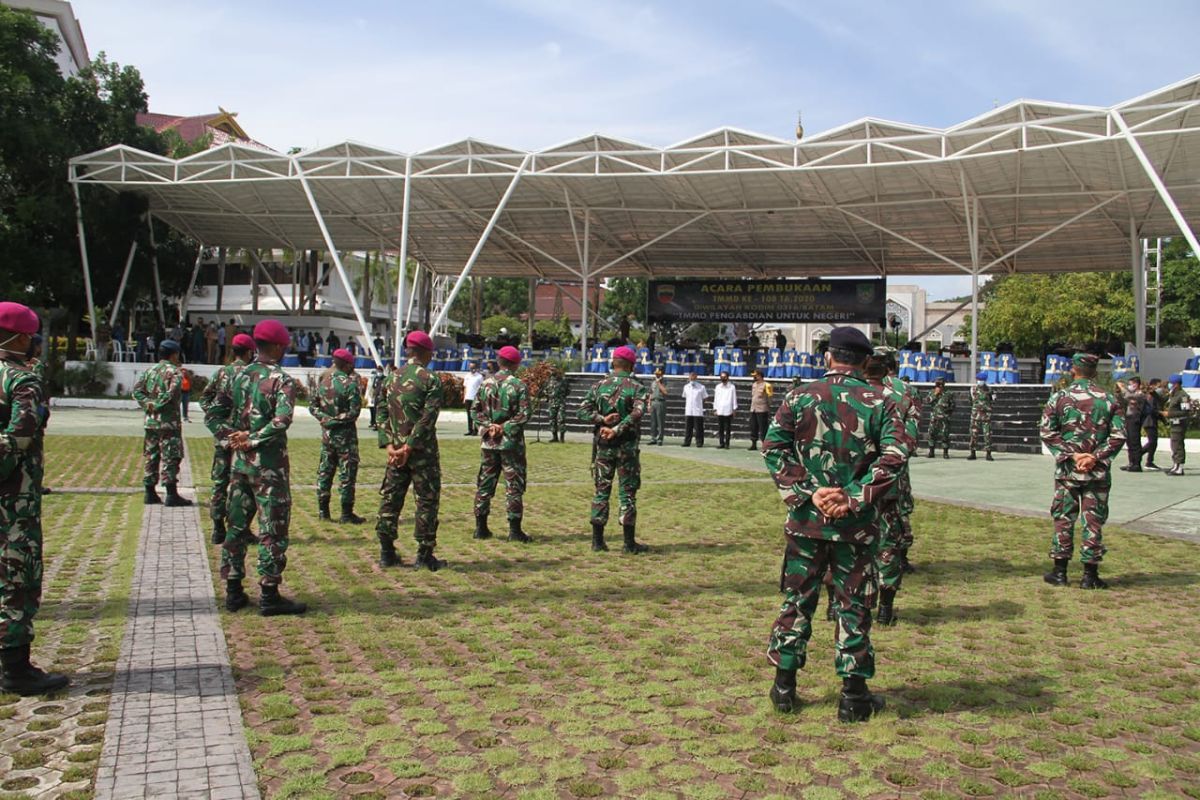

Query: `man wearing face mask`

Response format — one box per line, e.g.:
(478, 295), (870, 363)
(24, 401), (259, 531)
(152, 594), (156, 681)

(713, 371), (738, 449)
(1164, 374), (1191, 476)
(681, 371), (708, 448)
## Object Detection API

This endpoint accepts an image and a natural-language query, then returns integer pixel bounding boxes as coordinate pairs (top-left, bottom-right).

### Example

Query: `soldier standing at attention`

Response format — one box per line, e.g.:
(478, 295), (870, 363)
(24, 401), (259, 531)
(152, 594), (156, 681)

(200, 333), (256, 545)
(924, 377), (954, 459)
(376, 331), (445, 571)
(545, 366), (571, 443)
(1039, 353), (1125, 589)
(472, 346), (533, 543)
(762, 327), (909, 721)
(1163, 374), (1191, 476)
(312, 348), (365, 525)
(220, 320), (306, 616)
(0, 302), (69, 695)
(967, 371), (994, 461)
(1118, 376), (1147, 473)
(578, 345), (650, 554)
(133, 339), (192, 507)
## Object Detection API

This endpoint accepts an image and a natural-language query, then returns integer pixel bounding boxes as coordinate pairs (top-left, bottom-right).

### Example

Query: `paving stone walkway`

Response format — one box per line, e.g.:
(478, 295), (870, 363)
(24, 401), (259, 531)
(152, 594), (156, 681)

(94, 449), (259, 800)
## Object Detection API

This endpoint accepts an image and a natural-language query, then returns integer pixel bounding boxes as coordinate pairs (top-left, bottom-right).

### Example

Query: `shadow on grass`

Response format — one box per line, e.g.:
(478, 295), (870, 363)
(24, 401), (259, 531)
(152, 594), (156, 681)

(1102, 570), (1200, 589)
(900, 599), (1024, 625)
(915, 557), (1037, 581)
(884, 672), (1057, 718)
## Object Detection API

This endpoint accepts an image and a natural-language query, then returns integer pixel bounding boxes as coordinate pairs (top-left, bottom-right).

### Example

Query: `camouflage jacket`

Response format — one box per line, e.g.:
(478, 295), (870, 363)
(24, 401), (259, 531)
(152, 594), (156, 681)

(377, 358), (443, 454)
(1039, 378), (1126, 483)
(882, 376), (921, 443)
(0, 355), (44, 497)
(133, 360), (182, 431)
(199, 358), (247, 438)
(763, 370), (911, 544)
(311, 369), (362, 430)
(226, 359), (298, 477)
(925, 388), (955, 420)
(577, 370), (649, 450)
(1165, 387), (1193, 425)
(545, 374), (570, 407)
(970, 382), (993, 417)
(472, 369), (530, 450)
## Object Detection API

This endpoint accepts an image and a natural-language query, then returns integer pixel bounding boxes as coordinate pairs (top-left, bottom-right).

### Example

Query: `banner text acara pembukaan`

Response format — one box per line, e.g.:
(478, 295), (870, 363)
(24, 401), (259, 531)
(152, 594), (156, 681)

(646, 278), (886, 324)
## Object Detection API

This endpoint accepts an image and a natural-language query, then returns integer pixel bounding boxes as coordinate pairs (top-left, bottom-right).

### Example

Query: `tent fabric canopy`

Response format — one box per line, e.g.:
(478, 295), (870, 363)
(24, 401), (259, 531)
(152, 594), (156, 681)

(70, 75), (1200, 281)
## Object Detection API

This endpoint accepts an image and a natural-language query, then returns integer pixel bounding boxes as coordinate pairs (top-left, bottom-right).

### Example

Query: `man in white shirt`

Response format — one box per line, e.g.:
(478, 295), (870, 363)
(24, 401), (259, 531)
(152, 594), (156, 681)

(681, 372), (708, 447)
(463, 362), (484, 436)
(713, 371), (738, 449)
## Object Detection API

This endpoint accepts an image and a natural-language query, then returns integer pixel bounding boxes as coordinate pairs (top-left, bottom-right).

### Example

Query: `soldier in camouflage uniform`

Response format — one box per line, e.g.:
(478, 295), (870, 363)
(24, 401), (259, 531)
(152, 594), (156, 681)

(1039, 353), (1126, 589)
(967, 371), (994, 461)
(577, 345), (650, 554)
(376, 330), (444, 571)
(545, 368), (570, 443)
(0, 302), (69, 695)
(312, 349), (365, 524)
(762, 327), (910, 722)
(132, 339), (192, 507)
(1117, 377), (1146, 472)
(220, 320), (307, 616)
(200, 333), (255, 544)
(472, 346), (532, 543)
(1163, 374), (1191, 476)
(924, 377), (955, 458)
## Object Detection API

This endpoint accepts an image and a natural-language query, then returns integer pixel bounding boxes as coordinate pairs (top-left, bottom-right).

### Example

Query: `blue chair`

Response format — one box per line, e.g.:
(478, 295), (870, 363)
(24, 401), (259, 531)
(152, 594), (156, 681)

(588, 345), (606, 373)
(713, 347), (729, 376)
(652, 349), (666, 372)
(636, 347), (652, 375)
(459, 345), (473, 371)
(898, 350), (918, 382)
(729, 347), (746, 377)
(282, 354), (300, 368)
(683, 350), (702, 375)
(796, 351), (813, 380)
(812, 353), (828, 379)
(665, 348), (680, 376)
(521, 347), (534, 364)
(915, 353), (930, 383)
(314, 354), (332, 368)
(767, 348), (783, 379)
(1111, 355), (1128, 381)
(784, 349), (799, 378)
(1127, 353), (1141, 375)
(754, 348), (769, 374)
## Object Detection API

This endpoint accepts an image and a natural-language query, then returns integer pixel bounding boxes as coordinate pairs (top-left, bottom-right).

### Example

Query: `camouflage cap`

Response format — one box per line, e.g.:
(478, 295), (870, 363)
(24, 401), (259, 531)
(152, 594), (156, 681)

(1072, 352), (1099, 368)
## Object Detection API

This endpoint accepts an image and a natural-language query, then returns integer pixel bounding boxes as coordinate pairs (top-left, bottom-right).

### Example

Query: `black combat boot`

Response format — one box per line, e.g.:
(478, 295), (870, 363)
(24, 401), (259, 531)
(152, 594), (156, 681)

(943, 448), (950, 460)
(144, 485), (161, 505)
(225, 580), (249, 612)
(899, 549), (916, 574)
(1080, 562), (1109, 590)
(163, 484), (193, 507)
(769, 667), (798, 713)
(259, 584), (307, 616)
(412, 545), (444, 572)
(0, 645), (70, 696)
(379, 536), (400, 568)
(508, 518), (532, 543)
(985, 451), (994, 461)
(591, 523), (608, 552)
(877, 588), (897, 626)
(926, 447), (935, 458)
(748, 441), (758, 450)
(967, 450), (976, 461)
(838, 676), (885, 723)
(338, 504), (365, 525)
(825, 584), (837, 621)
(1042, 558), (1069, 587)
(474, 514), (493, 540)
(622, 523), (648, 554)
(211, 517), (226, 545)
(318, 498), (331, 520)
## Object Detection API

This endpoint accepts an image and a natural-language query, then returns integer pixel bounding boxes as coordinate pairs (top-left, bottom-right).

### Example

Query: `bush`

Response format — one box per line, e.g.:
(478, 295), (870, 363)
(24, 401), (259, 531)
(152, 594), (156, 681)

(482, 315), (524, 340)
(61, 359), (114, 396)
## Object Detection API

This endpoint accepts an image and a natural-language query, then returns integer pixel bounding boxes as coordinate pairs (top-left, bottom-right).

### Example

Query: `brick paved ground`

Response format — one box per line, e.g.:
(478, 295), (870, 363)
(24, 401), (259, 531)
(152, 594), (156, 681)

(93, 449), (259, 800)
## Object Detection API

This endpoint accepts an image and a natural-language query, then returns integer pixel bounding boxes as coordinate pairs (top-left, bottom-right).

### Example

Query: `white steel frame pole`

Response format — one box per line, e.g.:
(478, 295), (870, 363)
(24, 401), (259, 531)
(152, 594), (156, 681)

(147, 214), (166, 326)
(580, 212), (590, 360)
(296, 167), (384, 366)
(429, 155), (530, 333)
(179, 245), (204, 320)
(71, 181), (99, 357)
(968, 197), (980, 380)
(109, 236), (139, 329)
(1132, 215), (1146, 353)
(394, 157), (412, 366)
(1113, 111), (1200, 258)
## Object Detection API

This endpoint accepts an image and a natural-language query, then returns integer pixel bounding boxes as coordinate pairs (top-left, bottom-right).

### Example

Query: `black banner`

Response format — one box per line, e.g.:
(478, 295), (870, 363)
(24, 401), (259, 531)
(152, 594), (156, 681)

(646, 278), (886, 324)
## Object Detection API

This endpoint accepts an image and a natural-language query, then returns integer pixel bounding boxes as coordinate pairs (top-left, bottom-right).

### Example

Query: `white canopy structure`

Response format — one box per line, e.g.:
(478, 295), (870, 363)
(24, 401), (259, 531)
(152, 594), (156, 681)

(70, 75), (1200, 370)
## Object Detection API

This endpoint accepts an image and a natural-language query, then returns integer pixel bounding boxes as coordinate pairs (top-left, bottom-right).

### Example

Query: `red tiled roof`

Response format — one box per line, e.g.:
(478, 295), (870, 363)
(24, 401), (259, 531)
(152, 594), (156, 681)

(135, 111), (272, 151)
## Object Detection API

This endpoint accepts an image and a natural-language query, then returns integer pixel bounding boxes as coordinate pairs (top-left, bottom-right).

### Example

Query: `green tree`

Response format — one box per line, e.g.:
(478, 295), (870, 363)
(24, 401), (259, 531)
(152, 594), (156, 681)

(1158, 236), (1200, 345)
(599, 277), (646, 327)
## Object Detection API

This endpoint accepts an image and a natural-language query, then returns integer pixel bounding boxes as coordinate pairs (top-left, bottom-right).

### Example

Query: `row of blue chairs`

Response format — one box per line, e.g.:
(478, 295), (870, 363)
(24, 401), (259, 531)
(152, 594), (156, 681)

(898, 351), (958, 384)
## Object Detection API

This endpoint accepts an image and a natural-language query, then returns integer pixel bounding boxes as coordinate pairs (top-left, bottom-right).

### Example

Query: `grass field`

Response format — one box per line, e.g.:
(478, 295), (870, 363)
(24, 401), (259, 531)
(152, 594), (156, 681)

(192, 438), (1200, 800)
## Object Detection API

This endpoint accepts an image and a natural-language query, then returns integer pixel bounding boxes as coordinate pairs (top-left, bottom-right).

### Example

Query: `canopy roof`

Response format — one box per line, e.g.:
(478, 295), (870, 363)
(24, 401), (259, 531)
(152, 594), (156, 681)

(70, 75), (1200, 281)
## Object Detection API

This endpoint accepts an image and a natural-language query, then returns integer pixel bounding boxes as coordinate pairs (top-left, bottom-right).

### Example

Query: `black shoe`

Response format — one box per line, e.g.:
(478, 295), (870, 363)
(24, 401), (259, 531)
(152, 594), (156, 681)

(967, 451), (976, 461)
(1119, 465), (1142, 472)
(1043, 558), (1069, 587)
(211, 518), (226, 546)
(769, 667), (798, 713)
(474, 514), (493, 540)
(927, 448), (935, 458)
(877, 588), (897, 626)
(943, 450), (950, 460)
(591, 523), (608, 552)
(622, 523), (648, 554)
(825, 584), (837, 621)
(412, 545), (443, 572)
(164, 484), (193, 507)
(985, 452), (994, 461)
(508, 519), (532, 543)
(0, 645), (70, 696)
(838, 678), (885, 723)
(899, 550), (915, 574)
(143, 486), (162, 505)
(318, 499), (331, 520)
(379, 539), (401, 568)
(463, 431), (475, 436)
(259, 584), (307, 616)
(748, 442), (758, 450)
(225, 580), (249, 612)
(338, 507), (366, 525)
(1145, 462), (1161, 471)
(681, 443), (691, 448)
(1080, 563), (1109, 590)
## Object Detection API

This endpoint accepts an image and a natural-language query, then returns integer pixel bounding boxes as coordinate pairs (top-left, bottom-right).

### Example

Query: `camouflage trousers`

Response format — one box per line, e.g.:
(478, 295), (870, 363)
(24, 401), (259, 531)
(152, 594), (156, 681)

(317, 428), (360, 509)
(769, 536), (877, 678)
(969, 413), (992, 452)
(474, 446), (526, 521)
(877, 503), (905, 592)
(591, 445), (640, 527)
(142, 428), (183, 487)
(221, 468), (292, 586)
(377, 451), (440, 548)
(210, 444), (232, 523)
(928, 416), (951, 449)
(548, 403), (567, 438)
(1049, 479), (1109, 564)
(0, 493), (43, 649)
